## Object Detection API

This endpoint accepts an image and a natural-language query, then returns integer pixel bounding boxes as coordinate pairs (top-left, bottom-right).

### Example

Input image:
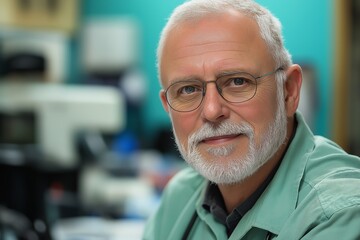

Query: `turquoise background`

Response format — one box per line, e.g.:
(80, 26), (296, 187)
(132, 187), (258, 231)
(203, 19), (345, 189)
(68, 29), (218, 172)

(78, 0), (334, 141)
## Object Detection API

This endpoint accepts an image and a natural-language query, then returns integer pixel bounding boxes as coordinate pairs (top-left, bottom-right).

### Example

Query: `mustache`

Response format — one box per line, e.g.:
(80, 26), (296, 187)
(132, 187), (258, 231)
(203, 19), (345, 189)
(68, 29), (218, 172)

(188, 121), (254, 147)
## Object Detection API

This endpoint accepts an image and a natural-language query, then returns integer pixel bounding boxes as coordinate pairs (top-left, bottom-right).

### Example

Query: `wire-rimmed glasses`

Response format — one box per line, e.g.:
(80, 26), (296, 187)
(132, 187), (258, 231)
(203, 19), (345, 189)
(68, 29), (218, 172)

(164, 68), (283, 112)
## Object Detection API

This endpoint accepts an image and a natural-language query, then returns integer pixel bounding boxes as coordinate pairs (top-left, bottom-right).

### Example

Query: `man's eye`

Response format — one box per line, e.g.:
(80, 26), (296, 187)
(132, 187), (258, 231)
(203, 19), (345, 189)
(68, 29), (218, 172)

(221, 75), (255, 89)
(179, 85), (199, 94)
(231, 77), (246, 86)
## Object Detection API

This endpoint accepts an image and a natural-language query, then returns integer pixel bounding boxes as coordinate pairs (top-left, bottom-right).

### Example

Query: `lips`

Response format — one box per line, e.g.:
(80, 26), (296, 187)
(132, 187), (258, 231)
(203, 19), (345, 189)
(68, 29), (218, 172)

(201, 134), (241, 145)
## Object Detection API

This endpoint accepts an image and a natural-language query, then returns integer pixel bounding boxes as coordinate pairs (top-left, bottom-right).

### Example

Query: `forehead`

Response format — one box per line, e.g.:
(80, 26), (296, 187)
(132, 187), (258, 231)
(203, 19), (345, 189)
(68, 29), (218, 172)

(169, 12), (258, 56)
(160, 11), (274, 86)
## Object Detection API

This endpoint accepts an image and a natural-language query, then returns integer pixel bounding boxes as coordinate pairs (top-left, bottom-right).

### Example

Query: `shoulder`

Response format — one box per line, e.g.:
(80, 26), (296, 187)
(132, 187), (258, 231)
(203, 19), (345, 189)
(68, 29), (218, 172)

(309, 168), (360, 219)
(293, 173), (360, 239)
(281, 180), (360, 240)
(300, 137), (360, 218)
(303, 134), (360, 186)
(158, 167), (205, 217)
(163, 166), (206, 198)
(296, 126), (360, 216)
(280, 148), (360, 238)
(142, 167), (206, 240)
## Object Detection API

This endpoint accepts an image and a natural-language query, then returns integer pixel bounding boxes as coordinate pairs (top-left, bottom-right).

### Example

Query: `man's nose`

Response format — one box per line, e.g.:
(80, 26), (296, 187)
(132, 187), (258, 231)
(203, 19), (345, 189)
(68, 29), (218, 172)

(201, 83), (230, 123)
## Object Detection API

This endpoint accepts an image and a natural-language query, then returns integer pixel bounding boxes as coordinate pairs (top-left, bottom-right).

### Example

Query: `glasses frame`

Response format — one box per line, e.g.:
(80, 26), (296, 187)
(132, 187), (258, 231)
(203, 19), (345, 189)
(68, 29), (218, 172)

(164, 67), (284, 112)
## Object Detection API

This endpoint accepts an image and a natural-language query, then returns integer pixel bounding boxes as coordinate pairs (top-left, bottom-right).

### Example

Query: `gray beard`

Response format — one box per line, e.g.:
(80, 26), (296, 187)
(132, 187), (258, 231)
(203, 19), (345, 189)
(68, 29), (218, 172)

(173, 99), (287, 185)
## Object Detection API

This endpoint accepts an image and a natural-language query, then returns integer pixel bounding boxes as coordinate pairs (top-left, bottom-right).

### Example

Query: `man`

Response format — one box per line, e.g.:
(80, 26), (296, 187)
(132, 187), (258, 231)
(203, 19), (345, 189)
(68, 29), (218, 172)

(143, 0), (360, 239)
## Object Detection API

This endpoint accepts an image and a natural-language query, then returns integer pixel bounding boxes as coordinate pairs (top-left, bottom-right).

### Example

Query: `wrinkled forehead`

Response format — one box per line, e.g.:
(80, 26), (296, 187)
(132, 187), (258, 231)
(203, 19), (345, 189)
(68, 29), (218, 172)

(159, 12), (274, 85)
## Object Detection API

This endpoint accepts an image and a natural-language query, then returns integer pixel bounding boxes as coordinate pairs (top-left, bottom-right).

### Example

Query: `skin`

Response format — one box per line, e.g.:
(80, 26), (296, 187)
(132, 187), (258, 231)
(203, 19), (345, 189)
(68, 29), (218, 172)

(159, 10), (302, 213)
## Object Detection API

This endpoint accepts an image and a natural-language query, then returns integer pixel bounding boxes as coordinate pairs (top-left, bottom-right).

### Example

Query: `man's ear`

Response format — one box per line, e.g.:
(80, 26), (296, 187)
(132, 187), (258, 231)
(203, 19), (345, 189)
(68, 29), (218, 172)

(284, 64), (302, 117)
(160, 89), (170, 113)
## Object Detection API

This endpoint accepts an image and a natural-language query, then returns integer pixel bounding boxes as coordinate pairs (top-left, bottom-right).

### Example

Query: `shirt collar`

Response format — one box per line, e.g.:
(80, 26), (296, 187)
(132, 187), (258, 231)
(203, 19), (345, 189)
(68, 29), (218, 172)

(202, 153), (283, 235)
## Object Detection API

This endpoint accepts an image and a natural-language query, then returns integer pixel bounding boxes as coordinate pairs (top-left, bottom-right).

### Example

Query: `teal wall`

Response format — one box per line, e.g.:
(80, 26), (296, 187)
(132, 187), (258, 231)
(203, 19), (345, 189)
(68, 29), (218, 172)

(257, 0), (334, 138)
(81, 0), (334, 141)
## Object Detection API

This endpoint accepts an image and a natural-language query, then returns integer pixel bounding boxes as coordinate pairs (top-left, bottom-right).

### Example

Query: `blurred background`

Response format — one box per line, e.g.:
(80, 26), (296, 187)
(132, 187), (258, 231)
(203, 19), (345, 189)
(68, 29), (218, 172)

(0, 0), (359, 239)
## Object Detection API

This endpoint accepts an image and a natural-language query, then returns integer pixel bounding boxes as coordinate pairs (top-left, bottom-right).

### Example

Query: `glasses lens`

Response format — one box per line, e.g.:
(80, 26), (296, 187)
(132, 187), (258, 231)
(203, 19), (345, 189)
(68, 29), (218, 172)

(166, 80), (204, 112)
(218, 72), (257, 103)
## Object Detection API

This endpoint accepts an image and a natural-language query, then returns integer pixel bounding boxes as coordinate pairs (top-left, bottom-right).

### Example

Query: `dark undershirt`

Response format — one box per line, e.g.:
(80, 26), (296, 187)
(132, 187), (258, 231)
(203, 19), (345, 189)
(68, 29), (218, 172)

(202, 121), (297, 236)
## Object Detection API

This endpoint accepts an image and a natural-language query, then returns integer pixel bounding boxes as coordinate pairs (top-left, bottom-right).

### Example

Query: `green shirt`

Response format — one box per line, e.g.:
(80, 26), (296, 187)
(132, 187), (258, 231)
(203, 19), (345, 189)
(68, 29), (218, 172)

(143, 113), (360, 239)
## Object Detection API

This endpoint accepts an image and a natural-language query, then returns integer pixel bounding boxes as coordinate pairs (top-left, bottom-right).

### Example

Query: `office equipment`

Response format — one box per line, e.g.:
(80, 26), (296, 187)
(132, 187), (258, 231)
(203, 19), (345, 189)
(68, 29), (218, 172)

(0, 82), (125, 168)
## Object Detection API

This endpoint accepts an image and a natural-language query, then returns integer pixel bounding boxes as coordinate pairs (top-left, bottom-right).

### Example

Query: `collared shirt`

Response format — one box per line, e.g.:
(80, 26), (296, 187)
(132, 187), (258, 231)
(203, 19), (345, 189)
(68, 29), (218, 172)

(202, 162), (279, 236)
(143, 112), (360, 240)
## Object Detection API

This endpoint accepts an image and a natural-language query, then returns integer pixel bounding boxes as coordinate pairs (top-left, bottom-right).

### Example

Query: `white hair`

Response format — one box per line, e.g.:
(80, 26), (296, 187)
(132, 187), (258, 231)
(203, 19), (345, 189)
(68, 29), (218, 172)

(157, 0), (292, 86)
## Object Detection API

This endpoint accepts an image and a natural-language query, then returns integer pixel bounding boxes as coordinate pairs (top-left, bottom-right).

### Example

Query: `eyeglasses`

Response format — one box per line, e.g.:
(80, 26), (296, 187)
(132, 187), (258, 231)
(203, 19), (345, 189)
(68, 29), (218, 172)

(164, 67), (283, 112)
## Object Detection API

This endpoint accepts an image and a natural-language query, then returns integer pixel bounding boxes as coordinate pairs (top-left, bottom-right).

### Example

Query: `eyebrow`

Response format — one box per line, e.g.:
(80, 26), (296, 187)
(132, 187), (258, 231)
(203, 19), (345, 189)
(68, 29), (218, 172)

(215, 70), (249, 78)
(168, 75), (201, 86)
(215, 67), (262, 81)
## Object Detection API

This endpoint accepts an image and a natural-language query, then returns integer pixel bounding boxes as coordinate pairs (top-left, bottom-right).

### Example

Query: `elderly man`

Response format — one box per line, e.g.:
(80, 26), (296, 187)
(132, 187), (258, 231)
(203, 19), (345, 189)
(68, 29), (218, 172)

(143, 0), (360, 239)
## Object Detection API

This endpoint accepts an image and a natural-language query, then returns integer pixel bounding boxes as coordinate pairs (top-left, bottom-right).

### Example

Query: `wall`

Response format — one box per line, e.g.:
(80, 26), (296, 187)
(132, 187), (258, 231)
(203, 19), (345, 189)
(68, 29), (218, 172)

(81, 0), (334, 142)
(257, 0), (334, 138)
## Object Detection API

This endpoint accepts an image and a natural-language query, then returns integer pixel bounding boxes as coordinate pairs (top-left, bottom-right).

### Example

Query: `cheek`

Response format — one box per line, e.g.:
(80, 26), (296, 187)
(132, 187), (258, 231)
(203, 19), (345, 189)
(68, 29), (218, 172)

(170, 112), (196, 147)
(236, 90), (279, 138)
